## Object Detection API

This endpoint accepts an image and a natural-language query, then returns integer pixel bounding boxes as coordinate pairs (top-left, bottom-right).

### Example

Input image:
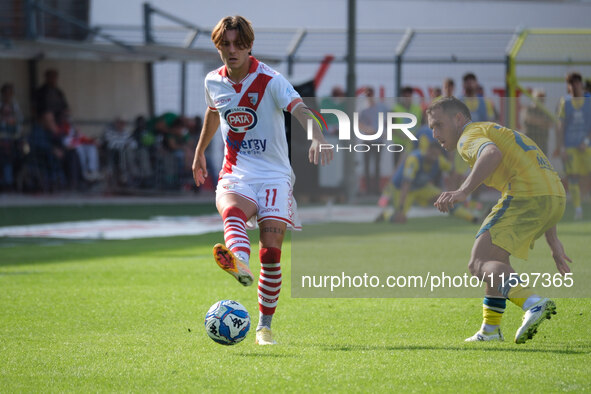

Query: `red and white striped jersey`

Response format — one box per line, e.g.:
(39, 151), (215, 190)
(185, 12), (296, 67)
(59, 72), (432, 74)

(205, 56), (303, 182)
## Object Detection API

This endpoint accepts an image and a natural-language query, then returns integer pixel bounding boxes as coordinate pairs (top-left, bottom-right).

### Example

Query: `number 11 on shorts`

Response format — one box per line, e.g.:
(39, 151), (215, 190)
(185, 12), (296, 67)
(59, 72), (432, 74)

(265, 188), (277, 206)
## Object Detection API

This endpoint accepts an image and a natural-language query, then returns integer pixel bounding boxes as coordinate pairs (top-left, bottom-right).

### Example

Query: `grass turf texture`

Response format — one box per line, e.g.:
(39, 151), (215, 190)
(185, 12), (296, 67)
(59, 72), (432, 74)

(1, 207), (590, 391)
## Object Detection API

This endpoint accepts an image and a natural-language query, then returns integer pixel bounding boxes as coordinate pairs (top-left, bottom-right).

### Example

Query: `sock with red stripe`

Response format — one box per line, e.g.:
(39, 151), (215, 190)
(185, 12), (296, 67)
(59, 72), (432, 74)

(257, 247), (282, 330)
(222, 207), (251, 265)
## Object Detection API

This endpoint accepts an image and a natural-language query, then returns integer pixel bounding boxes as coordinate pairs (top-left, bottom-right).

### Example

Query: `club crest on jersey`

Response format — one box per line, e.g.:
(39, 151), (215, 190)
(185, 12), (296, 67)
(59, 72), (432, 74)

(248, 93), (259, 106)
(224, 107), (258, 132)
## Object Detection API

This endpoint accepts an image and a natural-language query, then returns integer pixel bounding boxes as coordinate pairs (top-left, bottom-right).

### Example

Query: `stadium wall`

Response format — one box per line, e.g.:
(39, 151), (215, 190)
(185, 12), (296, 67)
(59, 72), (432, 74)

(0, 58), (150, 137)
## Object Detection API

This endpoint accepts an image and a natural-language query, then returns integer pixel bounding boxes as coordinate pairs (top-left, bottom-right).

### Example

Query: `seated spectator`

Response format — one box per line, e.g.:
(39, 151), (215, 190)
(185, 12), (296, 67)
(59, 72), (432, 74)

(102, 117), (139, 187)
(131, 115), (155, 187)
(0, 83), (23, 191)
(185, 115), (217, 190)
(161, 117), (189, 189)
(57, 109), (101, 184)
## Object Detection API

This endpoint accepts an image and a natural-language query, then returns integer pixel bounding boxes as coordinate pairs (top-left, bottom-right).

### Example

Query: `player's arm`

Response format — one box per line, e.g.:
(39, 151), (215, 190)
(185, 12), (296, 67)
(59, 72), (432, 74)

(291, 104), (334, 165)
(544, 225), (572, 275)
(434, 144), (502, 213)
(192, 107), (220, 187)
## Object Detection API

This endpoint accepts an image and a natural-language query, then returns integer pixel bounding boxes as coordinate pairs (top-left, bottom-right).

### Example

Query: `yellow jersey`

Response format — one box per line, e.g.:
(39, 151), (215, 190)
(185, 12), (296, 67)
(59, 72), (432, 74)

(457, 122), (565, 198)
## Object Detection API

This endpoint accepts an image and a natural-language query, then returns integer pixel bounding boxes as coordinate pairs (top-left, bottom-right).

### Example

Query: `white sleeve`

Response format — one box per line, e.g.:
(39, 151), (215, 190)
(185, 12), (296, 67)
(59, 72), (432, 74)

(204, 80), (217, 112)
(270, 74), (303, 113)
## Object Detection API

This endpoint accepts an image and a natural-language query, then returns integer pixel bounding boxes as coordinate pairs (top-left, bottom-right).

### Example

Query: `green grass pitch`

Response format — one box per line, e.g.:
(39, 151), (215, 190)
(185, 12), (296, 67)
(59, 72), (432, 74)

(1, 204), (590, 392)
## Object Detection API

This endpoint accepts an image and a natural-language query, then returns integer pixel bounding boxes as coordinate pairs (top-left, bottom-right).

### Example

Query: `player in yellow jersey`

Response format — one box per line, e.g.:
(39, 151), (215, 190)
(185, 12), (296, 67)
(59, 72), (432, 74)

(426, 97), (572, 344)
(375, 141), (477, 224)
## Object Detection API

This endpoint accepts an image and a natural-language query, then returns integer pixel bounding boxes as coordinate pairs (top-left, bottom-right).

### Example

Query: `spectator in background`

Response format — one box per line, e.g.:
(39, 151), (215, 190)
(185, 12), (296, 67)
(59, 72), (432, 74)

(359, 87), (388, 194)
(430, 86), (442, 102)
(392, 86), (422, 166)
(521, 89), (553, 155)
(0, 83), (23, 190)
(27, 68), (70, 192)
(185, 115), (217, 190)
(320, 86), (346, 135)
(461, 73), (490, 122)
(35, 69), (69, 119)
(57, 109), (101, 185)
(555, 72), (591, 220)
(103, 117), (139, 187)
(161, 117), (188, 189)
(28, 110), (66, 192)
(442, 78), (455, 98)
(476, 84), (499, 122)
(132, 115), (155, 187)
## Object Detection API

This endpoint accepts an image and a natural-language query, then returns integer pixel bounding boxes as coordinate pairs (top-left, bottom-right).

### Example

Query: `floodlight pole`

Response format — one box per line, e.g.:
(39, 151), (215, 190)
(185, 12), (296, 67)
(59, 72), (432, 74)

(345, 0), (357, 202)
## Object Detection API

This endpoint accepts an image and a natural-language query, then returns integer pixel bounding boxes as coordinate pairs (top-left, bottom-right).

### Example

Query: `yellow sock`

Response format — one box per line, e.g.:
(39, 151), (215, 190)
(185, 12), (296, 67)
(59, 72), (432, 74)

(482, 297), (506, 332)
(571, 183), (581, 209)
(483, 307), (503, 326)
(507, 284), (535, 309)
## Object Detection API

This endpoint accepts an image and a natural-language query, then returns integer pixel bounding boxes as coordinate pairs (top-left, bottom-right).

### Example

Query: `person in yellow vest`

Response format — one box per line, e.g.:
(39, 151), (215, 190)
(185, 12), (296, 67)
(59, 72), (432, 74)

(555, 72), (591, 220)
(393, 86), (423, 166)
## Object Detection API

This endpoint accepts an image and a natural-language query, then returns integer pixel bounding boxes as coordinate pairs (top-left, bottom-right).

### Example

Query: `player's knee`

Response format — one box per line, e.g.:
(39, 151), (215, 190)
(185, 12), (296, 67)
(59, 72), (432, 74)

(467, 258), (483, 277)
(222, 206), (247, 221)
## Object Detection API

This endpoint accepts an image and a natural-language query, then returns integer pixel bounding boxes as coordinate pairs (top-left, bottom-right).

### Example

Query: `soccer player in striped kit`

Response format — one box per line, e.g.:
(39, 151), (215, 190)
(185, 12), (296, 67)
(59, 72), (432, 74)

(192, 16), (332, 345)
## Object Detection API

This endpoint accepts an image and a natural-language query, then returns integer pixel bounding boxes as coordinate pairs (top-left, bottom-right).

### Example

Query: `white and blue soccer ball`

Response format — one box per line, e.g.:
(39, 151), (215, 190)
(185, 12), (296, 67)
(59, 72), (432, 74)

(204, 300), (250, 345)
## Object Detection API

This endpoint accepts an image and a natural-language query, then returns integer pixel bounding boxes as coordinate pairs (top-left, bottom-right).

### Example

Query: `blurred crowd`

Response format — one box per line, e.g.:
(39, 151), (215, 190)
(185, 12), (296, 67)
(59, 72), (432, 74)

(319, 71), (591, 219)
(2, 68), (590, 199)
(0, 69), (209, 194)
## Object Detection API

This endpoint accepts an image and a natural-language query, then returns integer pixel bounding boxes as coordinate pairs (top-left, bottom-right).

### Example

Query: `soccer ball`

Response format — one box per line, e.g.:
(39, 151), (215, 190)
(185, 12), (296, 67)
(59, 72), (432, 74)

(204, 300), (250, 345)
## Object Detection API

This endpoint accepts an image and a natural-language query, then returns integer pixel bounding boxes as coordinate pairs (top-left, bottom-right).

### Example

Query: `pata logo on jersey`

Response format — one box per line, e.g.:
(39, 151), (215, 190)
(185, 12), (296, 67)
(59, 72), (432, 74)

(306, 109), (419, 153)
(224, 107), (258, 132)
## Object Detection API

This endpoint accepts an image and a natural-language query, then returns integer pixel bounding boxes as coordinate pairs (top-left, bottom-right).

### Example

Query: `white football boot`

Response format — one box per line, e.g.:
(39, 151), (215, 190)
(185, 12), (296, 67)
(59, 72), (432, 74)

(255, 327), (277, 345)
(465, 328), (504, 342)
(515, 298), (556, 344)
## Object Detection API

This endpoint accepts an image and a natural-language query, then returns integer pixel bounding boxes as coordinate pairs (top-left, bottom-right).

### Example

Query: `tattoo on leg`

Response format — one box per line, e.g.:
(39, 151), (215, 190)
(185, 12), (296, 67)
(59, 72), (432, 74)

(262, 227), (284, 235)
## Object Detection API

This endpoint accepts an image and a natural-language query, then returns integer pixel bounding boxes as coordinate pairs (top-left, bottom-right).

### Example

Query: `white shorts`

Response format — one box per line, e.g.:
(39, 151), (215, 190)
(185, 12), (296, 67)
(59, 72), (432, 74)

(216, 176), (302, 230)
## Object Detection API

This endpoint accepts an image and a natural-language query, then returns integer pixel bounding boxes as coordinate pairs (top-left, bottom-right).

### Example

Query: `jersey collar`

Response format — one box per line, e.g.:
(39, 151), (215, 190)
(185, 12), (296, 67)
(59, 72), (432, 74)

(218, 56), (260, 79)
(462, 121), (473, 131)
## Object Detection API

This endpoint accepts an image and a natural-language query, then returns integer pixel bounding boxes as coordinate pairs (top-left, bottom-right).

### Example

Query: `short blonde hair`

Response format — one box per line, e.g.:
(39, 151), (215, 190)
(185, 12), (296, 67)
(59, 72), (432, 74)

(211, 16), (254, 50)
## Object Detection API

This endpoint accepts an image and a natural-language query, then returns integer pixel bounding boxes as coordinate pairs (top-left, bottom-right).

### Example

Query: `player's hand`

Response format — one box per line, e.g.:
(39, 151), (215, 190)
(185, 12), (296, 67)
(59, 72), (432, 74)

(192, 152), (208, 187)
(309, 137), (334, 166)
(550, 240), (572, 275)
(434, 190), (468, 213)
